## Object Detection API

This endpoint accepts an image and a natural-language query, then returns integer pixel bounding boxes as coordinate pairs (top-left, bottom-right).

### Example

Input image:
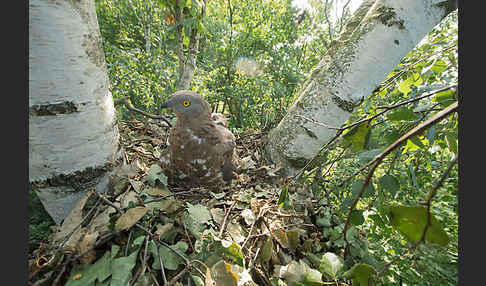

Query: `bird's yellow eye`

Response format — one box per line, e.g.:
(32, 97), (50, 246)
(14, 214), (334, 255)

(183, 100), (191, 107)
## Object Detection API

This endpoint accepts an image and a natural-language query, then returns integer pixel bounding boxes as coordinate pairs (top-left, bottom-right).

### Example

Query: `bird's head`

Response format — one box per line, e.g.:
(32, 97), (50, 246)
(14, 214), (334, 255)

(161, 90), (211, 120)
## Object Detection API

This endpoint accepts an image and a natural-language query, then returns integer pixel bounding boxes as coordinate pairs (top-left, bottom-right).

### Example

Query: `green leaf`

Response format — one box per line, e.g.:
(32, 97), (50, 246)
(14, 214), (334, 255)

(258, 236), (274, 263)
(319, 252), (344, 279)
(150, 241), (188, 270)
(210, 261), (238, 286)
(409, 165), (418, 187)
(410, 135), (427, 149)
(402, 138), (421, 153)
(111, 245), (120, 259)
(345, 226), (359, 242)
(218, 239), (245, 267)
(92, 250), (112, 282)
(65, 264), (97, 286)
(378, 174), (400, 195)
(182, 203), (212, 239)
(351, 180), (375, 198)
(430, 59), (448, 74)
(432, 89), (456, 107)
(145, 164), (168, 186)
(358, 148), (383, 164)
(350, 210), (365, 226)
(276, 260), (322, 286)
(445, 133), (458, 155)
(386, 107), (417, 121)
(369, 214), (385, 229)
(278, 187), (291, 209)
(386, 205), (450, 246)
(343, 263), (377, 286)
(426, 125), (436, 145)
(111, 248), (140, 286)
(342, 122), (371, 152)
(398, 73), (423, 96)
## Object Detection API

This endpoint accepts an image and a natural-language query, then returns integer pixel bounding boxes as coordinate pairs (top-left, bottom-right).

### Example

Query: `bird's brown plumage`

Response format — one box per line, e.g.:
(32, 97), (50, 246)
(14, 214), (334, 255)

(159, 90), (238, 188)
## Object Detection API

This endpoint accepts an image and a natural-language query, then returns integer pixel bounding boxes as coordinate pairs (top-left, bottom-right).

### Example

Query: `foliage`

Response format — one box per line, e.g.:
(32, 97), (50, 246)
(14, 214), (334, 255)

(28, 187), (54, 253)
(301, 10), (458, 286)
(95, 0), (341, 129)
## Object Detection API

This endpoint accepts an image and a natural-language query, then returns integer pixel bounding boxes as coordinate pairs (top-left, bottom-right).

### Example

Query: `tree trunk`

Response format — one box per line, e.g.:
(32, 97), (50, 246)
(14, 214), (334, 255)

(265, 0), (457, 176)
(175, 0), (207, 91)
(177, 28), (200, 90)
(29, 0), (122, 224)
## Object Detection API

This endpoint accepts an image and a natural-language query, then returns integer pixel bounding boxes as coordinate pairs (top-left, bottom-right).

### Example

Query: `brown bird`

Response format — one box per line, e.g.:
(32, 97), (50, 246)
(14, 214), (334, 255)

(159, 90), (238, 188)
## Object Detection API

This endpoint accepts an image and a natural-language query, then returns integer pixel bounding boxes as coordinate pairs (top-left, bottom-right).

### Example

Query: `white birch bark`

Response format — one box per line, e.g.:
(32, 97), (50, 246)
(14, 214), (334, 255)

(29, 0), (121, 224)
(265, 0), (456, 176)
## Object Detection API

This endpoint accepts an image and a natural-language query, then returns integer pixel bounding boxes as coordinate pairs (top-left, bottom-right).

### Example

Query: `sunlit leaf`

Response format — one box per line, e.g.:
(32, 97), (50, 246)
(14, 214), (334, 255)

(386, 107), (418, 121)
(342, 122), (371, 152)
(386, 205), (450, 246)
(445, 133), (458, 155)
(343, 263), (377, 286)
(276, 260), (322, 286)
(319, 252), (344, 279)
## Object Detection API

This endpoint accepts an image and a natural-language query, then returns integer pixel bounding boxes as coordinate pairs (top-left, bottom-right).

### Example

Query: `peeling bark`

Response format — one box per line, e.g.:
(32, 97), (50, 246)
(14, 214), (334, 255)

(265, 0), (457, 176)
(29, 0), (122, 224)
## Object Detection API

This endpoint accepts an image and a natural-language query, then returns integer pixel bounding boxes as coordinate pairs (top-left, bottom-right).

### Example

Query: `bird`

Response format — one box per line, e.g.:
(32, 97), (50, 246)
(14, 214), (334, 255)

(158, 90), (238, 188)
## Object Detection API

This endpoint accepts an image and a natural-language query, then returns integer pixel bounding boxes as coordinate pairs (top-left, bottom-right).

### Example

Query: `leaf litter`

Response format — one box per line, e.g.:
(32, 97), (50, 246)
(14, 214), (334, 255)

(29, 118), (369, 286)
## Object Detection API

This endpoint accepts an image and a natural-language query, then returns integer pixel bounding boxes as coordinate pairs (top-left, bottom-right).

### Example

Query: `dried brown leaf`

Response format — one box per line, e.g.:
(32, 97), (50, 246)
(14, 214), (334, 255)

(115, 207), (148, 232)
(50, 191), (92, 245)
(78, 231), (99, 264)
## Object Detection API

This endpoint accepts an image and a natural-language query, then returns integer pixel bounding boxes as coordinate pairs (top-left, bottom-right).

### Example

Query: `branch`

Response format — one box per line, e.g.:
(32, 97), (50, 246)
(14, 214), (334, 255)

(376, 155), (458, 277)
(115, 96), (172, 127)
(341, 101), (458, 258)
(289, 85), (456, 184)
(337, 96), (457, 187)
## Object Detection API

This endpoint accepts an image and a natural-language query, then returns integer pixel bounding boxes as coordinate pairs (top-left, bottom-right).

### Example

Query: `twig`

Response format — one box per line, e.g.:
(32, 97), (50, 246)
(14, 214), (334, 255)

(57, 196), (101, 250)
(296, 114), (341, 130)
(150, 268), (162, 286)
(135, 223), (205, 278)
(218, 201), (237, 238)
(167, 264), (191, 286)
(424, 155), (458, 207)
(115, 96), (172, 127)
(125, 230), (133, 256)
(322, 146), (349, 179)
(140, 190), (195, 205)
(290, 129), (344, 182)
(182, 223), (195, 252)
(141, 234), (150, 275)
(241, 216), (262, 250)
(156, 244), (168, 285)
(52, 254), (70, 286)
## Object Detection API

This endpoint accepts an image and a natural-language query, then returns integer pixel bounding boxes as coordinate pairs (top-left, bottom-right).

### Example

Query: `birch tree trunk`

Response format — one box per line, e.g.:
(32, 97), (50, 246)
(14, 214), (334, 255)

(29, 0), (122, 224)
(265, 0), (457, 176)
(175, 0), (207, 91)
